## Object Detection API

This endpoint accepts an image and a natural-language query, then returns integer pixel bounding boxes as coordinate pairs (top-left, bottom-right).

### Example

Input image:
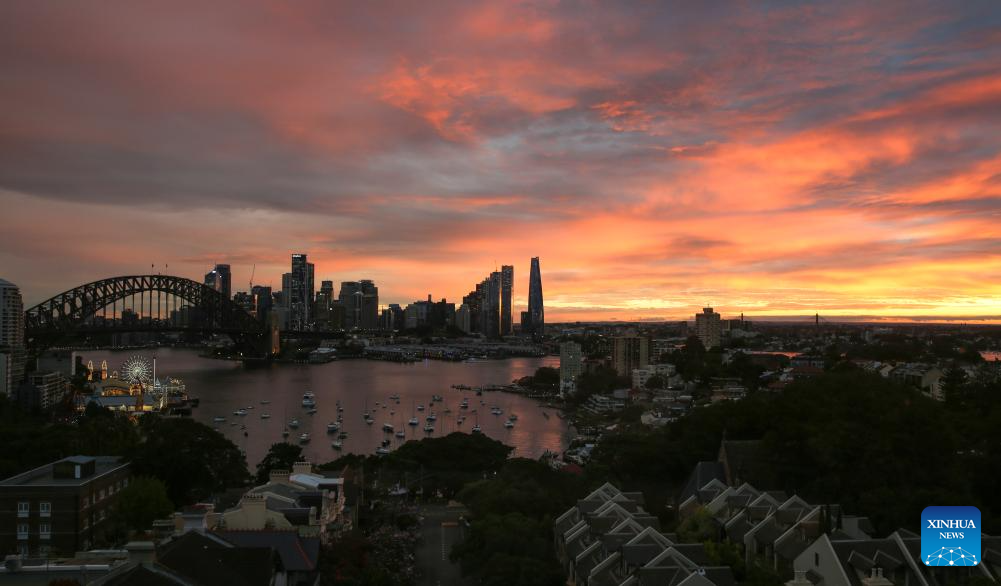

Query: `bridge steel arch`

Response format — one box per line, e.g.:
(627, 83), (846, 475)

(25, 275), (266, 350)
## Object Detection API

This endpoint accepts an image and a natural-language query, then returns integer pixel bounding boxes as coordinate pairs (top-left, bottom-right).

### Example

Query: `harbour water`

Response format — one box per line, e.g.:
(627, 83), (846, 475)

(79, 348), (569, 468)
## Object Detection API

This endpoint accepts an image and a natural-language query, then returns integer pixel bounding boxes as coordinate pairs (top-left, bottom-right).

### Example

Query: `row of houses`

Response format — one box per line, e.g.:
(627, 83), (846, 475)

(554, 440), (1001, 586)
(554, 482), (738, 586)
(680, 463), (1001, 586)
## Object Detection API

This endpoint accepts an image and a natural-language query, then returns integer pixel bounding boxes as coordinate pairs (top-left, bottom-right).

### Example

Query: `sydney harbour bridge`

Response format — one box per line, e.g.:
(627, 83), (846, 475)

(24, 275), (277, 357)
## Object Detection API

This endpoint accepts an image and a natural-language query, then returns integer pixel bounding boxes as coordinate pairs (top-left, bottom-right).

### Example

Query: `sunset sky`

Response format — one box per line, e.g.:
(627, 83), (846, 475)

(1, 1), (1000, 322)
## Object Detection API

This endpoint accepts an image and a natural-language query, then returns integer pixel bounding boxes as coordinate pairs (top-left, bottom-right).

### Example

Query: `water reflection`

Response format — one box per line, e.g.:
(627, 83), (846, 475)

(80, 348), (569, 467)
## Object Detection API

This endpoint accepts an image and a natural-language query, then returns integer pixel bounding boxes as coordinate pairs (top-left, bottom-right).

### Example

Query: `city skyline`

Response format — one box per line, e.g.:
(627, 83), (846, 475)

(2, 2), (1000, 322)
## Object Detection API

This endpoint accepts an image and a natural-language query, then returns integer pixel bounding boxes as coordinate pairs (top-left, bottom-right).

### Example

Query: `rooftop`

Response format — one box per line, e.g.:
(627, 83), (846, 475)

(0, 456), (128, 487)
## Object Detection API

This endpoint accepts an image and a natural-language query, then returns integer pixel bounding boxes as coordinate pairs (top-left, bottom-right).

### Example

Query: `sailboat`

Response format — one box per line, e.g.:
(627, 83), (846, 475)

(408, 399), (419, 426)
(363, 397), (374, 424)
(395, 410), (407, 438)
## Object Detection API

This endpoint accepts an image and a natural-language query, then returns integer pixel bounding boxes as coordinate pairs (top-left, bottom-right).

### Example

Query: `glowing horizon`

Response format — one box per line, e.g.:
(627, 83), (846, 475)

(1, 1), (1000, 323)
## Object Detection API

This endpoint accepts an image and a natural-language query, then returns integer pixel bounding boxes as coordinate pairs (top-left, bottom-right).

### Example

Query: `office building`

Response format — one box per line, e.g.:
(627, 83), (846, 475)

(313, 280), (334, 330)
(613, 335), (649, 377)
(281, 273), (293, 302)
(0, 456), (130, 557)
(328, 300), (346, 330)
(380, 307), (396, 331)
(359, 280), (379, 329)
(485, 272), (501, 337)
(251, 285), (272, 320)
(338, 280), (378, 330)
(317, 281), (334, 311)
(339, 282), (361, 329)
(215, 264), (231, 299)
(388, 304), (404, 331)
(286, 254), (314, 331)
(559, 341), (583, 393)
(339, 281), (362, 329)
(500, 265), (513, 335)
(462, 267), (507, 338)
(202, 264), (231, 299)
(204, 270), (220, 293)
(695, 307), (722, 349)
(0, 279), (26, 398)
(525, 257), (544, 338)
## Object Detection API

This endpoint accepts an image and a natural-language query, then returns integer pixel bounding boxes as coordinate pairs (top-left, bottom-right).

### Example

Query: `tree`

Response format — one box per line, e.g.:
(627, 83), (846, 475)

(569, 366), (629, 407)
(644, 374), (666, 390)
(676, 507), (717, 543)
(391, 432), (513, 496)
(451, 458), (583, 586)
(256, 443), (303, 484)
(451, 513), (564, 586)
(705, 540), (783, 586)
(532, 367), (560, 387)
(127, 417), (249, 505)
(113, 476), (174, 534)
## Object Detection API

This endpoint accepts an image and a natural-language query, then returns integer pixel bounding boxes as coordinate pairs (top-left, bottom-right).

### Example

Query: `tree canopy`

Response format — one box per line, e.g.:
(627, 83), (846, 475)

(127, 417), (249, 505)
(452, 459), (584, 586)
(255, 442), (303, 484)
(112, 476), (174, 534)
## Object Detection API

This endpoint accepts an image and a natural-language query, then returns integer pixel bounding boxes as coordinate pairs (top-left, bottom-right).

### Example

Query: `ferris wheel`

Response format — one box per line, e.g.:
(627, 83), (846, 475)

(121, 355), (152, 386)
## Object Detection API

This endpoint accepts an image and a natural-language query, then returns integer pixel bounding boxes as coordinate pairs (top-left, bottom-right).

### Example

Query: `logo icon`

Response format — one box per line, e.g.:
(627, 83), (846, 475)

(921, 506), (981, 566)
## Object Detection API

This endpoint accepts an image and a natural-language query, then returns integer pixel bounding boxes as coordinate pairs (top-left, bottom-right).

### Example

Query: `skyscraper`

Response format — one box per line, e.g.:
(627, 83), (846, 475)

(695, 307), (722, 349)
(215, 264), (231, 299)
(486, 271), (501, 337)
(0, 279), (26, 398)
(204, 270), (220, 292)
(526, 256), (544, 338)
(314, 280), (334, 330)
(339, 281), (361, 329)
(287, 253), (314, 331)
(203, 264), (232, 299)
(359, 280), (379, 330)
(251, 285), (272, 320)
(338, 280), (378, 330)
(500, 265), (513, 336)
(463, 266), (511, 338)
(319, 280), (334, 300)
